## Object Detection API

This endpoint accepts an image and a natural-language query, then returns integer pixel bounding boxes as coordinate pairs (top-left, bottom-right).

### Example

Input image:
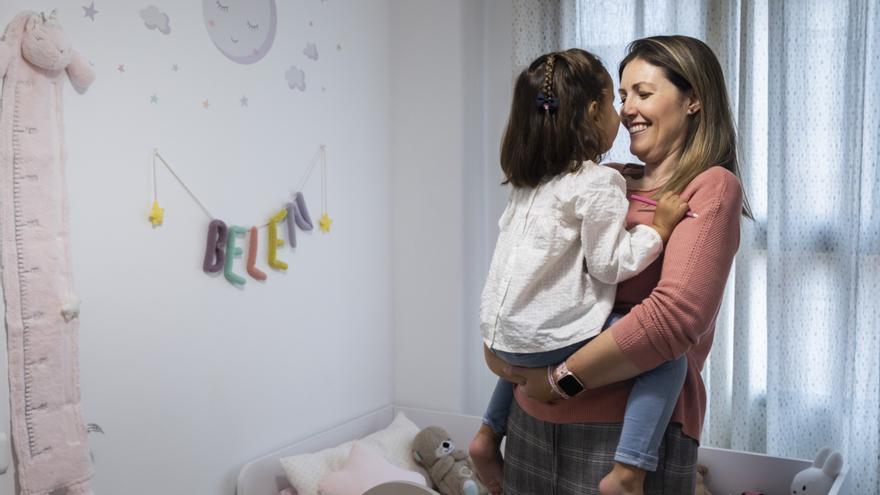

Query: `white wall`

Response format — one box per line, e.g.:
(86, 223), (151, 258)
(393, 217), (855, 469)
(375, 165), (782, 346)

(0, 1), (515, 493)
(391, 0), (513, 416)
(0, 1), (395, 493)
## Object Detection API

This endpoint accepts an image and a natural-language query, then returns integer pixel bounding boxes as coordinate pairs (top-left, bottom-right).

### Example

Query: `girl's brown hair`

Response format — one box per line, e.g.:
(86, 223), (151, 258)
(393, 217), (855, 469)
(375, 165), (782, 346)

(619, 35), (753, 218)
(500, 48), (611, 188)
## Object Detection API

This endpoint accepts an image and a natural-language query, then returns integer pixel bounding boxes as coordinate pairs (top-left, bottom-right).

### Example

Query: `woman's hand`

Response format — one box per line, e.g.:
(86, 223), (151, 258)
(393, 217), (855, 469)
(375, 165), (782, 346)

(509, 365), (563, 403)
(483, 345), (564, 402)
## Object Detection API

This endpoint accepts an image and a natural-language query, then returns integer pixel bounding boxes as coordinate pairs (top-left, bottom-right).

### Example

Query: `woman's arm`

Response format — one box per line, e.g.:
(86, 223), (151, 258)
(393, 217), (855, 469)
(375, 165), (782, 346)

(512, 330), (637, 402)
(516, 167), (743, 399)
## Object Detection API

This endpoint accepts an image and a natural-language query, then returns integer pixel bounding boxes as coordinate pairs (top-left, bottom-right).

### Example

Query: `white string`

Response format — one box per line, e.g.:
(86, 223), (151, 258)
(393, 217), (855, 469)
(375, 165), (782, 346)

(295, 145), (325, 194)
(153, 150), (215, 220)
(152, 145), (327, 228)
(321, 146), (328, 213)
(151, 149), (158, 202)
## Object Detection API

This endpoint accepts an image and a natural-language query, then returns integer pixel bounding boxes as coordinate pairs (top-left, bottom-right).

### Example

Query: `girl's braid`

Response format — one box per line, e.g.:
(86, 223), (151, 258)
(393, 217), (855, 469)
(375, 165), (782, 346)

(542, 54), (557, 99)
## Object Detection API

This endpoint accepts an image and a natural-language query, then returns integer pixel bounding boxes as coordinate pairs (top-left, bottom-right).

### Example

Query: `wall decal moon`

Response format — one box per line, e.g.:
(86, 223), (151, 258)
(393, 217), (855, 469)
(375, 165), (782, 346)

(203, 0), (277, 64)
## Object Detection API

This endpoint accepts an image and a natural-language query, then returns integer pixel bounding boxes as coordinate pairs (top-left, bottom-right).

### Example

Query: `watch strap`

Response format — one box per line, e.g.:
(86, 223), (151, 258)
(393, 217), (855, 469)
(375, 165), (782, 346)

(547, 365), (570, 399)
(552, 361), (585, 397)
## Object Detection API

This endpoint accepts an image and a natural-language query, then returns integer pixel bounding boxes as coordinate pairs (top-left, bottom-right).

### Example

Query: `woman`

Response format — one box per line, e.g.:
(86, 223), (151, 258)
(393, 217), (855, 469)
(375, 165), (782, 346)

(484, 35), (750, 494)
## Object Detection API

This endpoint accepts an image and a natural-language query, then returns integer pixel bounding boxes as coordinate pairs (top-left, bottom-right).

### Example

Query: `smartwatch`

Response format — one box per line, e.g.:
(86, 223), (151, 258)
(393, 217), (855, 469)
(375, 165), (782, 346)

(551, 361), (585, 398)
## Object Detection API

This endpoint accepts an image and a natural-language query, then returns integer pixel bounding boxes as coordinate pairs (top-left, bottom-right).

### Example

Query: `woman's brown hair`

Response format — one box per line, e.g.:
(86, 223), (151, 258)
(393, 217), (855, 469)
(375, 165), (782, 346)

(619, 35), (753, 218)
(500, 48), (611, 188)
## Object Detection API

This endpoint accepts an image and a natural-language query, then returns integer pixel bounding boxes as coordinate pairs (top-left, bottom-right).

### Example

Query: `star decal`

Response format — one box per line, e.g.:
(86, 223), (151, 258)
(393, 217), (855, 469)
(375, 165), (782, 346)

(202, 99), (210, 109)
(240, 95), (249, 107)
(319, 212), (333, 233)
(148, 200), (165, 227)
(150, 94), (158, 104)
(172, 64), (179, 72)
(117, 64), (125, 73)
(83, 2), (99, 21)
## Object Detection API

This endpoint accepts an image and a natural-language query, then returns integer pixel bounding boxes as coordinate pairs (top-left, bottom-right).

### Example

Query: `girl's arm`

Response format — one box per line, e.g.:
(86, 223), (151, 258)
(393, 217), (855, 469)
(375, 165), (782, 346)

(577, 170), (666, 285)
(514, 167), (743, 399)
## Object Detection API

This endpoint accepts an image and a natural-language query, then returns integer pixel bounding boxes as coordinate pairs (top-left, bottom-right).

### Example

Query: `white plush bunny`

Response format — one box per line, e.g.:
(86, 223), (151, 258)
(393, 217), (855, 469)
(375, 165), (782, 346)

(790, 447), (844, 495)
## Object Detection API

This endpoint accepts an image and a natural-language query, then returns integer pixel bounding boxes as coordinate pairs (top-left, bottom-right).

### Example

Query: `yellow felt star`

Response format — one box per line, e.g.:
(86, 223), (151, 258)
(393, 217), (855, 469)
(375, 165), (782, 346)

(148, 200), (165, 227)
(319, 212), (333, 233)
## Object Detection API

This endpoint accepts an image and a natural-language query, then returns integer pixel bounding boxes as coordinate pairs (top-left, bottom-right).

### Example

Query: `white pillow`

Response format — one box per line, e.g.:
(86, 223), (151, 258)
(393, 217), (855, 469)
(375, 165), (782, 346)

(358, 413), (428, 478)
(317, 441), (426, 495)
(280, 412), (428, 495)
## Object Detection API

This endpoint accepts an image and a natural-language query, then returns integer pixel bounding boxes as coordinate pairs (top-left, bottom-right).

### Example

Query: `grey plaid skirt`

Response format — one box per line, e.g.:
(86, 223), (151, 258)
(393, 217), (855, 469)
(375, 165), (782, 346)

(503, 401), (698, 494)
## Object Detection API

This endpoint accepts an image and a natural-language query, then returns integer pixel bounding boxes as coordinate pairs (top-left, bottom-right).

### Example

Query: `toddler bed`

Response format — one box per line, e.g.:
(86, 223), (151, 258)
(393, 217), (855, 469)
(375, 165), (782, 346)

(236, 405), (851, 495)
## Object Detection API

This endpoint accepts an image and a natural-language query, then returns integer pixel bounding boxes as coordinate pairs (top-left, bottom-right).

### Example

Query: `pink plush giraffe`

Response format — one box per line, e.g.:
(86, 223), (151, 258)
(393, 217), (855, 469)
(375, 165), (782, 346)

(0, 10), (95, 495)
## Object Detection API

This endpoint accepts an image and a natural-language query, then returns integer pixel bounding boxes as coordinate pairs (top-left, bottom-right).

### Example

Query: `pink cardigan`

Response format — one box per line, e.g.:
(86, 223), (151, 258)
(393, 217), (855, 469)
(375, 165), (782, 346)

(514, 166), (744, 442)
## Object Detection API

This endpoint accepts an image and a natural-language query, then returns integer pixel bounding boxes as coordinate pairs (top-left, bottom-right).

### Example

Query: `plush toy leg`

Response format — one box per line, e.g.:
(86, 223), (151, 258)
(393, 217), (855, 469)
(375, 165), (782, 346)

(65, 51), (95, 94)
(61, 295), (81, 322)
(65, 479), (94, 495)
(462, 480), (479, 495)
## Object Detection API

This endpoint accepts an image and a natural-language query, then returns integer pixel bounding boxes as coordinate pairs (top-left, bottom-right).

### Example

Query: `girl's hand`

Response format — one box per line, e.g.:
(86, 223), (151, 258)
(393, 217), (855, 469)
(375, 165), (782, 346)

(652, 192), (689, 243)
(507, 365), (563, 403)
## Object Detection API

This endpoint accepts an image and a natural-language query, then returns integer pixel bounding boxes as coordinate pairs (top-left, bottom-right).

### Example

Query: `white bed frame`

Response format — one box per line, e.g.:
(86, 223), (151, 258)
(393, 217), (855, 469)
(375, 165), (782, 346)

(236, 406), (476, 495)
(236, 405), (851, 495)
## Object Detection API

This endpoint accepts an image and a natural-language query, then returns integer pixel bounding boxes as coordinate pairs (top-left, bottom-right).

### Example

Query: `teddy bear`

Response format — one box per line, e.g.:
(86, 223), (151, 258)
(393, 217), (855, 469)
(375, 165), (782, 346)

(695, 464), (712, 495)
(412, 426), (488, 495)
(790, 447), (844, 495)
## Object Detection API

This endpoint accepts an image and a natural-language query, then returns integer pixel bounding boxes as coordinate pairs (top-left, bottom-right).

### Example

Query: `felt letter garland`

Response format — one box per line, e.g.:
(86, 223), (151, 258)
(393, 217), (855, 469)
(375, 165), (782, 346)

(246, 226), (267, 281)
(224, 225), (247, 285)
(286, 191), (314, 248)
(268, 208), (288, 271)
(203, 219), (228, 273)
(150, 146), (331, 287)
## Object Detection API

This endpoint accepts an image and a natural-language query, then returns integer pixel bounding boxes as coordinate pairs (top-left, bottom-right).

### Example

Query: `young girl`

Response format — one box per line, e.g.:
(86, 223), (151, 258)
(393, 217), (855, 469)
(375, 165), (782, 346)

(469, 49), (690, 495)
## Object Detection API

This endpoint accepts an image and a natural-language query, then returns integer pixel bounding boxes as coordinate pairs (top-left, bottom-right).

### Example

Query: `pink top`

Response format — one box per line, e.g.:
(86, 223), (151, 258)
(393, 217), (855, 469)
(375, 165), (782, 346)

(514, 166), (744, 442)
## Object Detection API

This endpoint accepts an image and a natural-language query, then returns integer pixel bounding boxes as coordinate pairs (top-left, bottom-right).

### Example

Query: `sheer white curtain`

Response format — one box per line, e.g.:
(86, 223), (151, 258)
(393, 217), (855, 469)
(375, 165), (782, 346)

(512, 0), (879, 491)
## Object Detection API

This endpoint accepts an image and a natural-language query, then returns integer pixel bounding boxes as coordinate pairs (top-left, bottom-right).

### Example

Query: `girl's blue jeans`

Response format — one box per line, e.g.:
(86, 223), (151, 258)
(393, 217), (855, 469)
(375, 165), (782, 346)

(482, 313), (687, 471)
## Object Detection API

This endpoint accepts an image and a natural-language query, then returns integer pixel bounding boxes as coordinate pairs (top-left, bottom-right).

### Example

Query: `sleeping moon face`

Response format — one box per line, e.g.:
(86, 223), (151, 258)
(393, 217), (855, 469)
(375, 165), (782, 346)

(203, 0), (277, 64)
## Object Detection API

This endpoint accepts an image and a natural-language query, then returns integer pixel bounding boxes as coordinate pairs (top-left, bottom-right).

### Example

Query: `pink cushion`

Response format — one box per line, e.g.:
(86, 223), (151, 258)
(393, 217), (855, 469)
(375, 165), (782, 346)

(317, 441), (426, 495)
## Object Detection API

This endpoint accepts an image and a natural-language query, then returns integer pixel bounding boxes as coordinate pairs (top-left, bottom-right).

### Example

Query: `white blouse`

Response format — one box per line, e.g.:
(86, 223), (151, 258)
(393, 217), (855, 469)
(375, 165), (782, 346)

(480, 161), (663, 353)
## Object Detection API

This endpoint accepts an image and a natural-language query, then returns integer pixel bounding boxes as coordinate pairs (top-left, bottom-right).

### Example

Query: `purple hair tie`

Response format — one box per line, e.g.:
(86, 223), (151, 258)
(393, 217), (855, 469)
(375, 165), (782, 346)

(536, 91), (559, 113)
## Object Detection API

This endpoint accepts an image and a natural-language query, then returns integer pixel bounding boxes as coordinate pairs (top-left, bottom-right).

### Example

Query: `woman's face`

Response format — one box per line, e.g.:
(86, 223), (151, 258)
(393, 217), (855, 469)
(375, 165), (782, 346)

(619, 58), (696, 166)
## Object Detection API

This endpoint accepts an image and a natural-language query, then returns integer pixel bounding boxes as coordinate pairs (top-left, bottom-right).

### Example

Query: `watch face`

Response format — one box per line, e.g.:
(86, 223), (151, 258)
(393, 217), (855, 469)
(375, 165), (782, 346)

(558, 374), (584, 396)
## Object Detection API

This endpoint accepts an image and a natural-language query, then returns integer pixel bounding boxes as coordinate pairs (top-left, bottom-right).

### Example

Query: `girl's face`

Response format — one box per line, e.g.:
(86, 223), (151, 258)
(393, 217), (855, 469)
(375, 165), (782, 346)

(595, 77), (621, 154)
(618, 58), (697, 166)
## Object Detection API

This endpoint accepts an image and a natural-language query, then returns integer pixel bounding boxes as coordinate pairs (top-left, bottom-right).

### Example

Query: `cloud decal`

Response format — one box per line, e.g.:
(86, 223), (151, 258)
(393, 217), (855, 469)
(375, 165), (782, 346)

(141, 6), (171, 35)
(285, 66), (306, 91)
(304, 42), (318, 61)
